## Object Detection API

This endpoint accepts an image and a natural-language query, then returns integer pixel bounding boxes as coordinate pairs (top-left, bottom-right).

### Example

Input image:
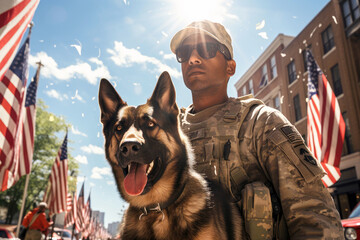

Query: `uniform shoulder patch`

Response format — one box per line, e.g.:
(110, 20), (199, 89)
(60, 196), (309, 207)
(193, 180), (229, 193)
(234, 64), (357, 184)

(280, 126), (303, 143)
(298, 146), (317, 165)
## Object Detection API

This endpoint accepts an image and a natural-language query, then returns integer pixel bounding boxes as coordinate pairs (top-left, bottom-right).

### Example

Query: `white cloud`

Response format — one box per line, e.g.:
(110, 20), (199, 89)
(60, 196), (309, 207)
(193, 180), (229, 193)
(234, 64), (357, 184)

(45, 89), (68, 101)
(71, 126), (87, 137)
(163, 53), (175, 60)
(75, 155), (88, 164)
(107, 41), (181, 78)
(29, 52), (112, 85)
(81, 144), (104, 155)
(91, 167), (112, 179)
(258, 32), (269, 40)
(133, 82), (142, 95)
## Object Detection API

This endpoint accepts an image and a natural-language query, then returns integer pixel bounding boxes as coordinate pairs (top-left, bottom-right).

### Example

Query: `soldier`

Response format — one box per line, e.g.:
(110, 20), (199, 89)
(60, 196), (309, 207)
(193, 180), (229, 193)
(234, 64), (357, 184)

(170, 20), (344, 239)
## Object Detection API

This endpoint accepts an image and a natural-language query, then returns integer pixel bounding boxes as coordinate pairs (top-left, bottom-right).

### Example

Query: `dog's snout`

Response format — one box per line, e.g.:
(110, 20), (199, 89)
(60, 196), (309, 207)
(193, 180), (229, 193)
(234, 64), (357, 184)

(120, 141), (141, 158)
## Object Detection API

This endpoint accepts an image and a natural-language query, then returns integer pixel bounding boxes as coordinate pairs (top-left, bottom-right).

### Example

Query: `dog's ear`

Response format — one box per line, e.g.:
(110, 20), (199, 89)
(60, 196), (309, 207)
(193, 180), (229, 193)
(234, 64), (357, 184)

(98, 78), (126, 124)
(149, 72), (178, 115)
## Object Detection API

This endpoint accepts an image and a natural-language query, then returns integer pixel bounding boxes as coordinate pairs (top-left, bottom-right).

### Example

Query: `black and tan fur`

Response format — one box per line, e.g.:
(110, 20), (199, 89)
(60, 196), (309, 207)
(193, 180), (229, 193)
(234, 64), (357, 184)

(98, 72), (245, 240)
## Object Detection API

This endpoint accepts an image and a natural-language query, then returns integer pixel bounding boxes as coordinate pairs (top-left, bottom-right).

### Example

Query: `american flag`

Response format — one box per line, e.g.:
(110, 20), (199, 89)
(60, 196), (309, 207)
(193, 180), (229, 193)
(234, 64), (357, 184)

(306, 50), (346, 187)
(0, 34), (30, 191)
(0, 0), (40, 80)
(16, 63), (41, 179)
(82, 192), (92, 238)
(66, 192), (72, 211)
(84, 192), (91, 222)
(64, 193), (77, 227)
(44, 133), (69, 214)
(75, 182), (85, 232)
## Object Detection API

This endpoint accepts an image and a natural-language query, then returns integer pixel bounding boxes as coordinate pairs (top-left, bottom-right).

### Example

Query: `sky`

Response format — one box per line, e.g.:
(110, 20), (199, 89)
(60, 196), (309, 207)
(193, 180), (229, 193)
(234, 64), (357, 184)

(23, 0), (330, 227)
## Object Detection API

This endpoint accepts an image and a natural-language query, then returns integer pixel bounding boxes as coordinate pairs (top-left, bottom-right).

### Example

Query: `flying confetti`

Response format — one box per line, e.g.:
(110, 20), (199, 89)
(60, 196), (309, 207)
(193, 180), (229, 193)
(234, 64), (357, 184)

(258, 32), (268, 39)
(256, 20), (265, 30)
(70, 39), (82, 56)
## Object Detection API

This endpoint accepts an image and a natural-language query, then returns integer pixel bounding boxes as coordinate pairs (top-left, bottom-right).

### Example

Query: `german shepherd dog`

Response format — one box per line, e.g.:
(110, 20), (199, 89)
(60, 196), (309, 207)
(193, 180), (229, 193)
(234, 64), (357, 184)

(98, 72), (246, 240)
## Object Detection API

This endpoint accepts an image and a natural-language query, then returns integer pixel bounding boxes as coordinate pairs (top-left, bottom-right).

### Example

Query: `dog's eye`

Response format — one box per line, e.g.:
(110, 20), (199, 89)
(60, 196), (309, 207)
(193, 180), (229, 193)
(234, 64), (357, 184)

(147, 121), (155, 128)
(115, 125), (122, 132)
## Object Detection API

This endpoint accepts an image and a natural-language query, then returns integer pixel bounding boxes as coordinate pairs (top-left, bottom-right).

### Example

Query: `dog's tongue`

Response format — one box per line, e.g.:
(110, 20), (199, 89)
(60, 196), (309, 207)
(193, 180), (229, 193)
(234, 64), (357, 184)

(124, 163), (148, 196)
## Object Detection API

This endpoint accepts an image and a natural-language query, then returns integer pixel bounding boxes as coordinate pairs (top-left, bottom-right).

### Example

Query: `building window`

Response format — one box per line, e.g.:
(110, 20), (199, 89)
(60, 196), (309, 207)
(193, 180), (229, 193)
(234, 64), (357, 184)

(321, 25), (335, 54)
(331, 64), (343, 96)
(249, 79), (254, 95)
(259, 64), (268, 88)
(242, 85), (247, 96)
(270, 56), (277, 79)
(273, 95), (280, 111)
(302, 46), (312, 72)
(341, 0), (360, 28)
(287, 60), (297, 84)
(293, 94), (302, 121)
(342, 112), (354, 155)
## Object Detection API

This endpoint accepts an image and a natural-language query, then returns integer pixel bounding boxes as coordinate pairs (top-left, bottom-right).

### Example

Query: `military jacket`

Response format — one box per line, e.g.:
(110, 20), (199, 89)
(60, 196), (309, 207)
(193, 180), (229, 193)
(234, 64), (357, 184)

(180, 97), (344, 240)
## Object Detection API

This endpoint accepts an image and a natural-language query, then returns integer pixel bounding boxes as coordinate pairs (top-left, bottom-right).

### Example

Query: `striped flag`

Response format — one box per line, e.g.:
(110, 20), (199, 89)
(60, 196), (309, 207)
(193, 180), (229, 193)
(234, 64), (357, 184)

(44, 133), (69, 214)
(64, 193), (77, 227)
(75, 182), (85, 231)
(16, 63), (41, 180)
(0, 0), (40, 80)
(84, 192), (91, 223)
(66, 192), (72, 211)
(306, 50), (346, 187)
(82, 192), (91, 238)
(0, 34), (30, 191)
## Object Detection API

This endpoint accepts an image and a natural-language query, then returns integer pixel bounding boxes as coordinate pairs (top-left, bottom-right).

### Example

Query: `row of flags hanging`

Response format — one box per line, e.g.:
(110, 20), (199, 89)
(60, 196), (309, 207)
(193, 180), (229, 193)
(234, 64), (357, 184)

(0, 2), (109, 236)
(0, 0), (40, 191)
(0, 0), (72, 224)
(0, 3), (111, 239)
(63, 183), (111, 239)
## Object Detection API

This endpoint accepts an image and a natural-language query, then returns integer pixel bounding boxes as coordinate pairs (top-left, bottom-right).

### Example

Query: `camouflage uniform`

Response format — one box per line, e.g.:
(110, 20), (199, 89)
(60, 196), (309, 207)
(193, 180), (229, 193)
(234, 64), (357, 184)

(180, 97), (344, 240)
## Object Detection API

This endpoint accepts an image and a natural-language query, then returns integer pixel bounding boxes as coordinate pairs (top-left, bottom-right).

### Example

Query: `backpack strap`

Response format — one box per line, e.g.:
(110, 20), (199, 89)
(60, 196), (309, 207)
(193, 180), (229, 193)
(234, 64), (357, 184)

(227, 98), (264, 200)
(28, 212), (40, 228)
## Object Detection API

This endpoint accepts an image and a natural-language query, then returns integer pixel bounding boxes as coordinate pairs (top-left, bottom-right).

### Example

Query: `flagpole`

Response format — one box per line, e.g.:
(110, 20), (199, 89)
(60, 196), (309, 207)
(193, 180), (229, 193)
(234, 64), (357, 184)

(15, 23), (40, 237)
(15, 174), (30, 237)
(50, 214), (57, 238)
(71, 223), (75, 240)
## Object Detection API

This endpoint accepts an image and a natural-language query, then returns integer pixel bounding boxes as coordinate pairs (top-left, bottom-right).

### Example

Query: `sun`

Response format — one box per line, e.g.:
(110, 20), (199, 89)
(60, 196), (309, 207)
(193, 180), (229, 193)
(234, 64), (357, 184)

(171, 0), (228, 23)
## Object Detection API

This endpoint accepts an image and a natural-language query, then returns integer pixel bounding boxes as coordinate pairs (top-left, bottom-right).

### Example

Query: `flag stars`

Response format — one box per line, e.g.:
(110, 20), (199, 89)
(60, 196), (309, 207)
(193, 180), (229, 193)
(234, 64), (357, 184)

(60, 134), (68, 161)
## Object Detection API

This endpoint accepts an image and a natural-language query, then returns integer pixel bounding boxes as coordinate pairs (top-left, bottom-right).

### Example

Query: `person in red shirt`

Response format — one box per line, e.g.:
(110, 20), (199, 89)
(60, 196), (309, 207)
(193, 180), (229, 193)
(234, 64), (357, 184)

(22, 202), (52, 240)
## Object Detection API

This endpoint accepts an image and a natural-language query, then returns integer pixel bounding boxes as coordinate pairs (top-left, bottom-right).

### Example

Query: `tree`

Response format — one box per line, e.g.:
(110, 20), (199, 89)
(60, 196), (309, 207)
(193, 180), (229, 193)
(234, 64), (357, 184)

(0, 99), (79, 224)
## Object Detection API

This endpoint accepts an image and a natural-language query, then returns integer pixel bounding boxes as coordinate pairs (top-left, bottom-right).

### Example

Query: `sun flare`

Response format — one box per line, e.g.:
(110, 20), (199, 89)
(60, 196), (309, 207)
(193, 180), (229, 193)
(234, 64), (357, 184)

(171, 0), (228, 23)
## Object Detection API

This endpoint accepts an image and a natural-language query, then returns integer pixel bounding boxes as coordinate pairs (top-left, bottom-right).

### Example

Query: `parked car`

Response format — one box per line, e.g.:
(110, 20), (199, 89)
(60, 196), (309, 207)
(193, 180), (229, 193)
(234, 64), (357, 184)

(0, 224), (17, 239)
(47, 227), (73, 240)
(342, 202), (360, 240)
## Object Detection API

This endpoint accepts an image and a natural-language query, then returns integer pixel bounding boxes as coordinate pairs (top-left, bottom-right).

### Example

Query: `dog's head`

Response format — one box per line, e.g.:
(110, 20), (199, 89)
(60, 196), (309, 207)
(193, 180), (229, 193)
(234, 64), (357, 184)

(99, 72), (191, 206)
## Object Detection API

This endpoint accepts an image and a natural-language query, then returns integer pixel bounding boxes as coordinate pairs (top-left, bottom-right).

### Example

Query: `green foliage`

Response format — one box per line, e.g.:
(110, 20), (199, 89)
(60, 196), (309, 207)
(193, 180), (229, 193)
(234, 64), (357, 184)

(0, 99), (79, 224)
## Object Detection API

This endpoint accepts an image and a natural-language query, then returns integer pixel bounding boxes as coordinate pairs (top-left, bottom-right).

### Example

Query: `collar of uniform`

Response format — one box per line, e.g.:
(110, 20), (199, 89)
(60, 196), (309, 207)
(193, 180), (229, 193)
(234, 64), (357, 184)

(185, 101), (227, 123)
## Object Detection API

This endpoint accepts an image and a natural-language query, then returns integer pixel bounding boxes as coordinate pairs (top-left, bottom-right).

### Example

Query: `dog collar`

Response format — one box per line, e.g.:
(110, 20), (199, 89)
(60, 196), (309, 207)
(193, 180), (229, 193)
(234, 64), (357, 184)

(138, 183), (186, 221)
(139, 203), (164, 221)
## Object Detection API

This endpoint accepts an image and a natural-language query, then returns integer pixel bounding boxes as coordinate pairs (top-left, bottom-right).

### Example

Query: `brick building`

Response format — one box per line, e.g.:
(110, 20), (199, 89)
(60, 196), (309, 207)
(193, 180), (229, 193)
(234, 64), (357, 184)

(235, 0), (360, 218)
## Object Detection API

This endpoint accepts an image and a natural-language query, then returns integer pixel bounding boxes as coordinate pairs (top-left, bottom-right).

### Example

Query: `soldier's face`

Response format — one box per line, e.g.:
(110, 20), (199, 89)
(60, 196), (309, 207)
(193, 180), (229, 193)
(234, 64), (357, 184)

(180, 34), (235, 94)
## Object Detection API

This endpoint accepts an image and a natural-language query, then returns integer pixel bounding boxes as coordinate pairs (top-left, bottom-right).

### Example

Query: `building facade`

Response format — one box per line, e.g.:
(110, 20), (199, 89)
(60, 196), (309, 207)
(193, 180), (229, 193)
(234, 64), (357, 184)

(92, 210), (105, 226)
(107, 221), (120, 237)
(235, 0), (360, 219)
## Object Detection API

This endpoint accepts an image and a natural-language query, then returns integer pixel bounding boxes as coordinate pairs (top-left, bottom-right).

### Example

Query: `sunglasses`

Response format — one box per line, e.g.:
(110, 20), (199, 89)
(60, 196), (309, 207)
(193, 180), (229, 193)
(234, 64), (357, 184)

(175, 42), (231, 63)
